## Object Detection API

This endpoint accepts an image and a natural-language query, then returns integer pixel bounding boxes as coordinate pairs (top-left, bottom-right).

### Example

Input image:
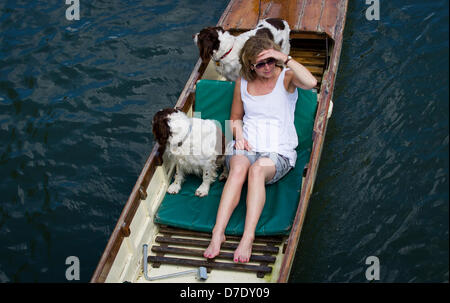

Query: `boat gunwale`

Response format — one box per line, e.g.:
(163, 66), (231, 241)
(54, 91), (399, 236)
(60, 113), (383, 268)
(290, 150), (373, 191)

(277, 0), (349, 282)
(90, 0), (348, 283)
(89, 59), (204, 283)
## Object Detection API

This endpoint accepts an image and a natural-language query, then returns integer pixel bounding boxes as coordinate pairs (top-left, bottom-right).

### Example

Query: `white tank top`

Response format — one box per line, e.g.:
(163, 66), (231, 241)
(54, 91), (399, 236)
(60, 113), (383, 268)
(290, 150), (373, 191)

(240, 68), (299, 167)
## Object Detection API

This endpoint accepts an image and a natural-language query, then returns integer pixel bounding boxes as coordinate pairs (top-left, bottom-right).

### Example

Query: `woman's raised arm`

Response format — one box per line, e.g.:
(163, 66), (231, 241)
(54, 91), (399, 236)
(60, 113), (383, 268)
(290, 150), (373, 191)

(256, 49), (317, 90)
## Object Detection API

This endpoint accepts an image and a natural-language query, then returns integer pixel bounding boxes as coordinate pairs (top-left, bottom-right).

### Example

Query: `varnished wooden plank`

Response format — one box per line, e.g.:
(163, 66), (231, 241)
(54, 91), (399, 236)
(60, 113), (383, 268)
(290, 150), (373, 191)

(300, 0), (324, 32)
(288, 0), (306, 30)
(219, 0), (342, 39)
(290, 32), (327, 40)
(221, 0), (259, 30)
(290, 49), (326, 58)
(159, 226), (283, 245)
(333, 0), (348, 40)
(319, 0), (340, 39)
(305, 65), (324, 75)
(155, 236), (279, 254)
(148, 255), (273, 274)
(151, 246), (277, 263)
(297, 57), (325, 66)
(221, 0), (307, 31)
(217, 0), (236, 27)
(259, 0), (284, 20)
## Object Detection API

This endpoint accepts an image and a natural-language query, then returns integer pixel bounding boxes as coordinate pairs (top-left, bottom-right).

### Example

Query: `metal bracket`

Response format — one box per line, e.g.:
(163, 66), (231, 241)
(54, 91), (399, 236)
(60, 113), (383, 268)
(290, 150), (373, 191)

(142, 244), (208, 281)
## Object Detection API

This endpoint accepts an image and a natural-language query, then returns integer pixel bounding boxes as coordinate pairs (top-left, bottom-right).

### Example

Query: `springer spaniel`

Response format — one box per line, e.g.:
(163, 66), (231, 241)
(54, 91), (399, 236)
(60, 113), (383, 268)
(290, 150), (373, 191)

(152, 108), (227, 197)
(193, 18), (291, 81)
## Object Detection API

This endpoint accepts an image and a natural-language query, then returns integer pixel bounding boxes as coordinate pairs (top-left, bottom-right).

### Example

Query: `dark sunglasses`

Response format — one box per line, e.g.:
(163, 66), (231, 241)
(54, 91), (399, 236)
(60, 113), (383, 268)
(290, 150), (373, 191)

(252, 57), (277, 69)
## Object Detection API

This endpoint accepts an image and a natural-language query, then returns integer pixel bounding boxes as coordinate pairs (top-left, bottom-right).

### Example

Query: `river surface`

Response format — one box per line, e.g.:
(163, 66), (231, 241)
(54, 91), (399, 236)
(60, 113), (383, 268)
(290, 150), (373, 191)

(0, 0), (448, 282)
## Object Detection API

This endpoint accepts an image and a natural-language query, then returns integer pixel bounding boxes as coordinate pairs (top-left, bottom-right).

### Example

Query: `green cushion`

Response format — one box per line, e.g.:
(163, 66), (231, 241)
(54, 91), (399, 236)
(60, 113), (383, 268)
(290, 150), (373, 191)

(154, 79), (317, 236)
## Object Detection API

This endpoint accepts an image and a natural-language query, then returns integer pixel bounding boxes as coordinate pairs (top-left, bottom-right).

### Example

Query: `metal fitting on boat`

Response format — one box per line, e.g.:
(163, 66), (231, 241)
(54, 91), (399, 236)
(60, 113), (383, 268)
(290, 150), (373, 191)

(142, 244), (208, 281)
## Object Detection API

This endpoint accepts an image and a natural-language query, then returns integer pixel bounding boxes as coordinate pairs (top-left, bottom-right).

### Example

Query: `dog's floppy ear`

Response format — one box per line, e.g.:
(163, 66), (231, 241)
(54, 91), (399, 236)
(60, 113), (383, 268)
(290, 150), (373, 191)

(152, 108), (178, 156)
(152, 111), (169, 144)
(196, 27), (224, 62)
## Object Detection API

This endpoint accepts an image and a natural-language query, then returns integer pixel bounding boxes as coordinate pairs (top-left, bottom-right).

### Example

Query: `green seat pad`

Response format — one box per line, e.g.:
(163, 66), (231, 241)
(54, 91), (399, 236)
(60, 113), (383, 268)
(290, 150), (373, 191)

(154, 79), (317, 236)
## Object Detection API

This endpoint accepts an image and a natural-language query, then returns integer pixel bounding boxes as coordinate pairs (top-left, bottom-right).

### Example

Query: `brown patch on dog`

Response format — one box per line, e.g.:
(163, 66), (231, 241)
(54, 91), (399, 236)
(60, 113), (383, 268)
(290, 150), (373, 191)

(265, 18), (285, 30)
(152, 108), (179, 156)
(195, 26), (224, 61)
(255, 28), (274, 41)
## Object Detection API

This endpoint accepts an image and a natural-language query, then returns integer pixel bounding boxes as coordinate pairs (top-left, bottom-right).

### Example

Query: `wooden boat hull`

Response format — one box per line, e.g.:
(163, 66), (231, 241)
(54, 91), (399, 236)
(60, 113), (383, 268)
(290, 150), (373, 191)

(91, 0), (348, 283)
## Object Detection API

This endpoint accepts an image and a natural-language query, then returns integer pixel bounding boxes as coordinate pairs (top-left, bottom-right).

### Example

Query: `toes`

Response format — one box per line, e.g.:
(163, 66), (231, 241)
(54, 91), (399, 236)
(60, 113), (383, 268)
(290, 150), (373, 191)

(233, 241), (253, 263)
(204, 234), (225, 259)
(234, 255), (249, 263)
(233, 252), (242, 263)
(204, 249), (216, 259)
(238, 256), (248, 263)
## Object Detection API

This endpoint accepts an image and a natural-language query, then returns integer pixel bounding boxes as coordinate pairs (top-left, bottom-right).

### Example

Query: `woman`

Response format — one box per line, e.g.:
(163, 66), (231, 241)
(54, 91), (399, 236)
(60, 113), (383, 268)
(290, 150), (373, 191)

(203, 36), (317, 263)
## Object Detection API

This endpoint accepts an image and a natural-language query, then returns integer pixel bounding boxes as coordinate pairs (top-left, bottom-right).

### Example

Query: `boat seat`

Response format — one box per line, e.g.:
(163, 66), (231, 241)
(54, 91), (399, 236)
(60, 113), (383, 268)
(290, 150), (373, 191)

(154, 79), (317, 236)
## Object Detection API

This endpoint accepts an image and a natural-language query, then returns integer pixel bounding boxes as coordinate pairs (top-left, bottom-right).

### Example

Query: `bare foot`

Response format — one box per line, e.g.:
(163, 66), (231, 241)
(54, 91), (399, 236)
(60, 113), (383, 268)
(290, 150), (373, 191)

(233, 235), (254, 263)
(203, 233), (226, 259)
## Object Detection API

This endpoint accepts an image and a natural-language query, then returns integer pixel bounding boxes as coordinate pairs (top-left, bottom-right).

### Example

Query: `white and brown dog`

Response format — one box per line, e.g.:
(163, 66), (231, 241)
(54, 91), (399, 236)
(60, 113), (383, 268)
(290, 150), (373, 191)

(194, 18), (291, 81)
(152, 108), (227, 197)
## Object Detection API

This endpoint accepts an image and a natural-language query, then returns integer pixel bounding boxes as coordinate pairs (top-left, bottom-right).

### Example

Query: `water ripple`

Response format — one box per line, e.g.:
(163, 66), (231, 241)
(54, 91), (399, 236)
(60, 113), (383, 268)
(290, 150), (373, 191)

(291, 0), (448, 282)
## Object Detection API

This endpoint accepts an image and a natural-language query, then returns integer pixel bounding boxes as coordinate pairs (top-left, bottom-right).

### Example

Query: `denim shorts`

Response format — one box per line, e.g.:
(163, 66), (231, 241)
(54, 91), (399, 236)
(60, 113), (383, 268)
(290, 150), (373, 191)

(225, 148), (292, 185)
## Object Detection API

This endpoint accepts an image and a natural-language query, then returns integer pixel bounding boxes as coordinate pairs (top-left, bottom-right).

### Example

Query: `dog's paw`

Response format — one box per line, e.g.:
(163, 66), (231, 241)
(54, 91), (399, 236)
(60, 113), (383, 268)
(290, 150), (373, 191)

(195, 185), (209, 197)
(167, 183), (181, 194)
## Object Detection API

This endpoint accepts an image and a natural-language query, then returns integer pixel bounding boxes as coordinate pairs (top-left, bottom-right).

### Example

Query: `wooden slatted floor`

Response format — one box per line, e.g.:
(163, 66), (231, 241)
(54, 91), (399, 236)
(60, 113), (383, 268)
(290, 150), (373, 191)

(292, 49), (327, 90)
(147, 226), (285, 278)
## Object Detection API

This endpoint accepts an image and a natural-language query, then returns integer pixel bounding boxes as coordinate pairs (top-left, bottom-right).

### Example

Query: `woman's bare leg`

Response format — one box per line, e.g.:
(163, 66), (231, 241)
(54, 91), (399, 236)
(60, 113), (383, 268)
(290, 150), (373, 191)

(234, 158), (276, 263)
(203, 155), (251, 258)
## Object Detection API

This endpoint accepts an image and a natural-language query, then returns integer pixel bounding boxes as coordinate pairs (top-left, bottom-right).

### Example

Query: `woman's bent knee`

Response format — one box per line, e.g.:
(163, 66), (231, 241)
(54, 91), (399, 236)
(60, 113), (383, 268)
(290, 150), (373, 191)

(228, 161), (250, 183)
(248, 164), (265, 179)
(248, 159), (275, 181)
(228, 166), (248, 183)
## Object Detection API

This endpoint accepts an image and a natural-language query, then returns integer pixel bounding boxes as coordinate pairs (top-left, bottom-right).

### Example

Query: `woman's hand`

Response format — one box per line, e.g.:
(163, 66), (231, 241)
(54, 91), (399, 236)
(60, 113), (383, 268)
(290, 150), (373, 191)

(235, 138), (252, 151)
(258, 48), (317, 90)
(256, 49), (288, 64)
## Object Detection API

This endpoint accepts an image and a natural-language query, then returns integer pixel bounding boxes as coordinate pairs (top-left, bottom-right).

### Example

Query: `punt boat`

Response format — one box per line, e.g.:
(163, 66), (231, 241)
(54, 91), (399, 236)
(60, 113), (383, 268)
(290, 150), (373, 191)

(91, 0), (348, 283)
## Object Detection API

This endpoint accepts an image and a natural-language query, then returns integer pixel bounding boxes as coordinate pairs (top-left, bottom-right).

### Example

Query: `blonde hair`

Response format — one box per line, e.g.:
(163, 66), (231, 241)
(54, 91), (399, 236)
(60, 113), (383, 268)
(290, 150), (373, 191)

(239, 36), (282, 81)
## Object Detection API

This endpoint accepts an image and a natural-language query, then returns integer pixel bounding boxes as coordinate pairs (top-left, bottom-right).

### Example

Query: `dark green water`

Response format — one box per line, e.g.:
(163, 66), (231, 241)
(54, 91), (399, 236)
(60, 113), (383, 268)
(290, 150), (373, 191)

(0, 1), (448, 282)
